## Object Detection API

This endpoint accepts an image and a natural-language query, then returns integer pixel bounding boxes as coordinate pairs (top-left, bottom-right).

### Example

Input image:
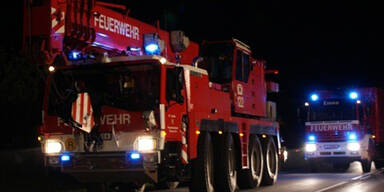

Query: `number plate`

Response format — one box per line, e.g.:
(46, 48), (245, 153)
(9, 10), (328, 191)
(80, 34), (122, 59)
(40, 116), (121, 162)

(324, 144), (339, 149)
(100, 132), (112, 141)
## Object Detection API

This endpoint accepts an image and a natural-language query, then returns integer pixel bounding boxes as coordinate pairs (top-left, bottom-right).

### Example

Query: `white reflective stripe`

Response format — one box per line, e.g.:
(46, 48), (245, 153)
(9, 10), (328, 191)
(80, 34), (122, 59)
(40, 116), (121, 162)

(184, 69), (192, 112)
(51, 7), (57, 29)
(76, 94), (82, 123)
(82, 93), (89, 124)
(182, 136), (187, 144)
(181, 150), (188, 163)
(160, 104), (165, 130)
(56, 25), (65, 33)
(52, 19), (58, 29)
(51, 7), (56, 14)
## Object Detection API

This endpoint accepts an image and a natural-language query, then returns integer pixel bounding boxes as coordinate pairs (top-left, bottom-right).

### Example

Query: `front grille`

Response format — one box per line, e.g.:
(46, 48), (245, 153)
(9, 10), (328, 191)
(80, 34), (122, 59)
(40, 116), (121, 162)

(320, 152), (331, 155)
(316, 133), (347, 142)
(333, 152), (346, 155)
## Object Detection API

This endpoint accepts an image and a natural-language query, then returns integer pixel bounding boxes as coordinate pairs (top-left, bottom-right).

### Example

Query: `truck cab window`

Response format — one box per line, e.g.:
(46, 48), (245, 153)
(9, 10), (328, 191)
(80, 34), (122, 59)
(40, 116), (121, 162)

(166, 67), (184, 103)
(236, 50), (250, 82)
(200, 43), (233, 84)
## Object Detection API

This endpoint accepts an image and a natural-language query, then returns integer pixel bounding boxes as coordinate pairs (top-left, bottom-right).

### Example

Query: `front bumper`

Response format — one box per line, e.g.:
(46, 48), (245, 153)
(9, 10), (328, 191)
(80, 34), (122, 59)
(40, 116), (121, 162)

(304, 142), (363, 160)
(45, 152), (160, 183)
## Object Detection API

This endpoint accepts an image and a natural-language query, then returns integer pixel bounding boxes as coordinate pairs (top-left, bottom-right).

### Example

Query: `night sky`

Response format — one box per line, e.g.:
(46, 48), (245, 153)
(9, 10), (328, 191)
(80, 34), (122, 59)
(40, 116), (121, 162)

(2, 0), (384, 148)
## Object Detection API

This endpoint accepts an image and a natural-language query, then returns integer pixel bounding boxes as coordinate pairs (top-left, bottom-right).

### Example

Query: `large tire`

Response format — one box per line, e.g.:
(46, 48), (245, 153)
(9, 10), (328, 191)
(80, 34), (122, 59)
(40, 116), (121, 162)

(361, 159), (372, 173)
(238, 135), (263, 189)
(261, 137), (278, 186)
(189, 132), (215, 192)
(215, 133), (238, 192)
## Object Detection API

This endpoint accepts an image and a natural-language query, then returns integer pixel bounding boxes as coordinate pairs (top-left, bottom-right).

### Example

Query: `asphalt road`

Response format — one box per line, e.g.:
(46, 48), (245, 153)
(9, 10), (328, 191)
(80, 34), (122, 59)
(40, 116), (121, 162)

(154, 162), (382, 192)
(3, 148), (384, 192)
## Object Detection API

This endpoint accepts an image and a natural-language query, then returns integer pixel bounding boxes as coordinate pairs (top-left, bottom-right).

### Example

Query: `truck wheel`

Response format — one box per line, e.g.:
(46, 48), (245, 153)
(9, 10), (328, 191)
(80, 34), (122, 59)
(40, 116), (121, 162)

(189, 132), (215, 192)
(215, 133), (238, 192)
(261, 136), (278, 186)
(238, 135), (263, 189)
(361, 159), (372, 173)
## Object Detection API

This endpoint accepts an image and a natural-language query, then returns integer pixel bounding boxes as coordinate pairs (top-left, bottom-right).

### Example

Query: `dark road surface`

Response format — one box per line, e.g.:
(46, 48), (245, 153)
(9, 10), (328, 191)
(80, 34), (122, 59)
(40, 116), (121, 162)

(2, 148), (384, 192)
(155, 162), (383, 192)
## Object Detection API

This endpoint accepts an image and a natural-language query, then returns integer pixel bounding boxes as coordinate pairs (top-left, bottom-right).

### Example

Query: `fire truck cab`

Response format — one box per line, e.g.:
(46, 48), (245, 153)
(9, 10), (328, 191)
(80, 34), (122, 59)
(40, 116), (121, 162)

(303, 88), (384, 172)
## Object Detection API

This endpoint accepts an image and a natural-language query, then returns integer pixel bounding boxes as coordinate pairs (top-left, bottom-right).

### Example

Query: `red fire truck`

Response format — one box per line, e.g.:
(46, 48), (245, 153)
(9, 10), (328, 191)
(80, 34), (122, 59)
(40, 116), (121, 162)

(24, 0), (282, 191)
(303, 88), (384, 172)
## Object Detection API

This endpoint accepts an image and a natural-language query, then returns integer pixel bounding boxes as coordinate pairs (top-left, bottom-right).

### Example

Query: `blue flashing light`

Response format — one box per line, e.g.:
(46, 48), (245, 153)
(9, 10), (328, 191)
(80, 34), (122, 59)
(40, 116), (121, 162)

(144, 43), (159, 54)
(308, 135), (316, 142)
(130, 47), (141, 52)
(349, 91), (358, 100)
(348, 132), (357, 141)
(311, 94), (319, 101)
(68, 51), (82, 60)
(72, 52), (80, 59)
(130, 152), (141, 160)
(60, 155), (70, 162)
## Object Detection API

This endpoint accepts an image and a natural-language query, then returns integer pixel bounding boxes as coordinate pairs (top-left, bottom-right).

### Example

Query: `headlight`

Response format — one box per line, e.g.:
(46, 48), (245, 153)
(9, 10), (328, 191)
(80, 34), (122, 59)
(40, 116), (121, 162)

(347, 142), (360, 151)
(137, 137), (156, 152)
(305, 143), (317, 152)
(45, 140), (63, 154)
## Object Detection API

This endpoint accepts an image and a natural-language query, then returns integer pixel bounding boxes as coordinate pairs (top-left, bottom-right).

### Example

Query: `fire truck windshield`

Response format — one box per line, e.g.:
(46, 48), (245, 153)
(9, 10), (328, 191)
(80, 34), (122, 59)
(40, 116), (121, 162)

(199, 43), (234, 84)
(309, 99), (357, 121)
(47, 63), (160, 121)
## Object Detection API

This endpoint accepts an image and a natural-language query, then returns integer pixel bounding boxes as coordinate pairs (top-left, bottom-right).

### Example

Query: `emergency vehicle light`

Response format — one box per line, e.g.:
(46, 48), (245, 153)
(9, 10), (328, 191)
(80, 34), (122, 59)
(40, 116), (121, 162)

(347, 132), (357, 141)
(60, 155), (70, 162)
(68, 51), (83, 60)
(130, 152), (141, 160)
(311, 94), (319, 101)
(143, 33), (163, 55)
(145, 43), (159, 53)
(349, 91), (358, 100)
(308, 135), (316, 142)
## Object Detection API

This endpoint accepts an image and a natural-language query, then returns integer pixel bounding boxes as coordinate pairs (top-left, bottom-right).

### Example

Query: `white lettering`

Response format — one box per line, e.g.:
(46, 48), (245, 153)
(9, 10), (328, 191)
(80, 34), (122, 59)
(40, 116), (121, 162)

(94, 14), (140, 40)
(57, 117), (64, 127)
(123, 114), (130, 124)
(115, 114), (122, 124)
(99, 114), (131, 125)
(310, 123), (353, 132)
(125, 23), (131, 38)
(106, 114), (114, 125)
(99, 15), (105, 29)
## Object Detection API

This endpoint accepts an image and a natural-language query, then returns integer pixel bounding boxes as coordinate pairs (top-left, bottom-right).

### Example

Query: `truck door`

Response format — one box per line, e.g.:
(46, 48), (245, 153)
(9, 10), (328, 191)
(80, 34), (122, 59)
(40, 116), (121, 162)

(232, 50), (254, 116)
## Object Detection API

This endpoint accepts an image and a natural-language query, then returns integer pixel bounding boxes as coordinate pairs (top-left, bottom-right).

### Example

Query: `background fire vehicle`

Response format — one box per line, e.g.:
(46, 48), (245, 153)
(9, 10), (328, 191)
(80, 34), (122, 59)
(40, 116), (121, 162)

(303, 88), (384, 172)
(24, 0), (282, 191)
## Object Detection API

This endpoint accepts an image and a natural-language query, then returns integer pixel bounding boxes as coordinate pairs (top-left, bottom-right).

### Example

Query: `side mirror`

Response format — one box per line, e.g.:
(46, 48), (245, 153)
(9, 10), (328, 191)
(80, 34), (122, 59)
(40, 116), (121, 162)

(193, 57), (204, 68)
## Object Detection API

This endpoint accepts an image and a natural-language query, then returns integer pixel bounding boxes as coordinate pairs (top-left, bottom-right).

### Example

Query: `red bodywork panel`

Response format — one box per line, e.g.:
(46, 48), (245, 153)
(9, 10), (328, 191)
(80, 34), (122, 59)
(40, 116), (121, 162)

(23, 0), (199, 64)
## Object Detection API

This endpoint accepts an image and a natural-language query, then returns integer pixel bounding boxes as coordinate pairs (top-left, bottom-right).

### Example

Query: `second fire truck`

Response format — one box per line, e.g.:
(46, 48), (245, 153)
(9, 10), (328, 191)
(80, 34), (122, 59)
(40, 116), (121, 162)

(303, 88), (384, 172)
